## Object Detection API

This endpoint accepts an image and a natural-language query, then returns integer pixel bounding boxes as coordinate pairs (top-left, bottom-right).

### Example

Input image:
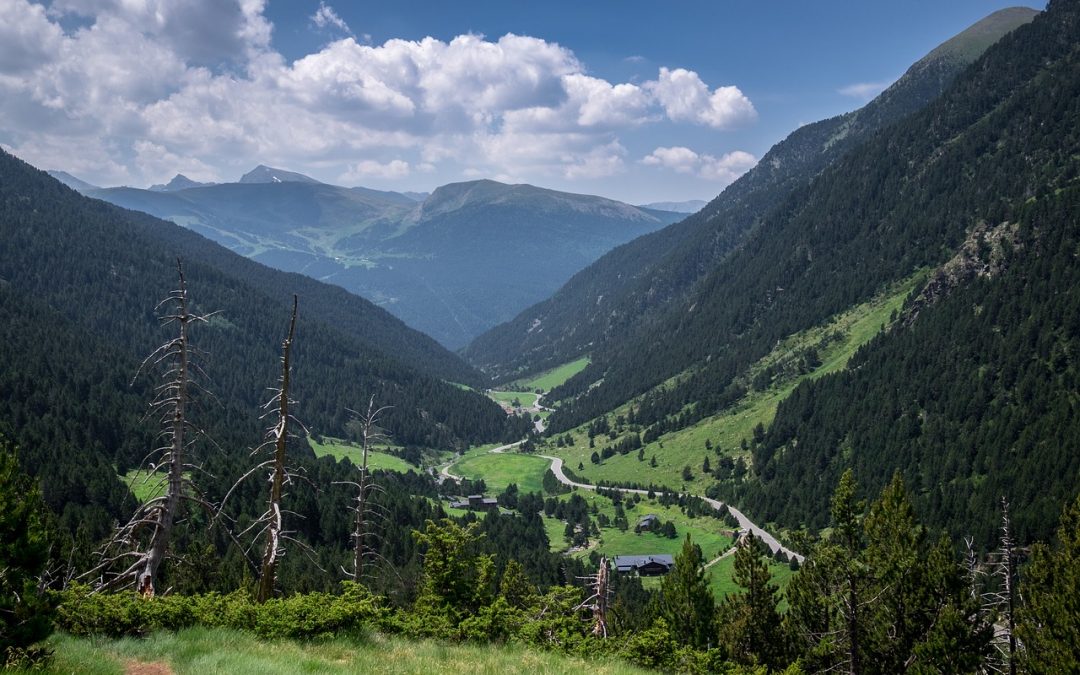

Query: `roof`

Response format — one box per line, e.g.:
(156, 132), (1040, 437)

(637, 514), (659, 523)
(613, 554), (675, 571)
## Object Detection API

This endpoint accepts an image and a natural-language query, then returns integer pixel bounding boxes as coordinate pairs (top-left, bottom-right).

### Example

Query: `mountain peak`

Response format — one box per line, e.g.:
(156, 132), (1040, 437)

(149, 173), (214, 192)
(46, 170), (99, 192)
(238, 165), (322, 185)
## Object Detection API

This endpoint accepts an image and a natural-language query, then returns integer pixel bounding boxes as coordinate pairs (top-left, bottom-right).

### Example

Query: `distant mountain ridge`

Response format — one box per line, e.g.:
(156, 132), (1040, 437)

(83, 174), (682, 347)
(46, 170), (99, 192)
(150, 174), (215, 191)
(637, 200), (707, 213)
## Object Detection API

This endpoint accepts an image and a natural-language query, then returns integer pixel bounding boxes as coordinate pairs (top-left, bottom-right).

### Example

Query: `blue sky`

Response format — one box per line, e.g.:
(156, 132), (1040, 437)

(0, 1), (1041, 203)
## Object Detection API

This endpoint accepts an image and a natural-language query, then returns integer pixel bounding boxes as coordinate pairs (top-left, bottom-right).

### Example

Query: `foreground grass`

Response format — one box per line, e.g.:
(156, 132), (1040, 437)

(34, 627), (651, 675)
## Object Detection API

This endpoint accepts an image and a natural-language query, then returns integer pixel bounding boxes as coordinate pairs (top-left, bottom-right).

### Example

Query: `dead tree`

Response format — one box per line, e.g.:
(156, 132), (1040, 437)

(985, 498), (1024, 675)
(575, 556), (613, 637)
(85, 260), (215, 595)
(218, 295), (315, 602)
(335, 396), (392, 582)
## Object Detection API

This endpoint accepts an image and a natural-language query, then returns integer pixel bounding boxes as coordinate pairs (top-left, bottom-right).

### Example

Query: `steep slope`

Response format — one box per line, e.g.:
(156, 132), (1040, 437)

(746, 188), (1080, 546)
(87, 178), (681, 347)
(0, 149), (516, 451)
(541, 0), (1078, 543)
(463, 7), (1038, 380)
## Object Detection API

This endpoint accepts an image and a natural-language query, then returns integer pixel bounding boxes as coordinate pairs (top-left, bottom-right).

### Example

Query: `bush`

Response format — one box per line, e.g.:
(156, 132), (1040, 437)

(54, 582), (385, 640)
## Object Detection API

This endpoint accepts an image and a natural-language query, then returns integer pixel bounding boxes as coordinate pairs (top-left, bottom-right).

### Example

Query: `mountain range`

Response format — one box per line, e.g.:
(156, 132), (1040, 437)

(69, 169), (682, 347)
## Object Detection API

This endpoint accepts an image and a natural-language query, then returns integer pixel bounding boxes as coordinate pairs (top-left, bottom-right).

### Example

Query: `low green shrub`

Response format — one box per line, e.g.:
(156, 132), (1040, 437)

(53, 582), (385, 640)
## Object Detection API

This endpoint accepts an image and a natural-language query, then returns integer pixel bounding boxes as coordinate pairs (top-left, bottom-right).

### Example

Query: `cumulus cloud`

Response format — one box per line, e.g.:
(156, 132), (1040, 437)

(643, 146), (757, 184)
(341, 158), (411, 181)
(311, 2), (352, 36)
(838, 80), (892, 100)
(646, 67), (756, 129)
(0, 0), (757, 188)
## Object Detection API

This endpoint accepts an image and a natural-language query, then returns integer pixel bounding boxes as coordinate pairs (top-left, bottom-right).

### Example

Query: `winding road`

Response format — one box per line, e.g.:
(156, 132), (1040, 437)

(540, 454), (804, 564)
(440, 442), (803, 563)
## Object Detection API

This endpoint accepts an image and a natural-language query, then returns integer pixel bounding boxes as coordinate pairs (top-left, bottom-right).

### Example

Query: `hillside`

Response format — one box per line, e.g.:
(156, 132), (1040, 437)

(86, 177), (681, 348)
(525, 2), (1080, 544)
(463, 7), (1038, 380)
(0, 149), (526, 548)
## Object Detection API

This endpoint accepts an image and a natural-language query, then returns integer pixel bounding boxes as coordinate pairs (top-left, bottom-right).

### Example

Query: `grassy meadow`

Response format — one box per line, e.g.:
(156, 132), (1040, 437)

(308, 437), (419, 474)
(508, 357), (591, 392)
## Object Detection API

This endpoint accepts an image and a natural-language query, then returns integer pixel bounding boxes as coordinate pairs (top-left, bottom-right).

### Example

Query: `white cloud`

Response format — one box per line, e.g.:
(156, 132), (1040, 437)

(838, 80), (892, 100)
(646, 67), (756, 129)
(311, 2), (352, 36)
(341, 158), (411, 181)
(0, 0), (757, 190)
(643, 146), (757, 184)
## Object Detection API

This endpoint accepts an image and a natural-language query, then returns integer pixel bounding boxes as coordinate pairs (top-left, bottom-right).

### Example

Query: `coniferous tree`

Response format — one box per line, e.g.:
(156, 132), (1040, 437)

(1019, 494), (1080, 674)
(0, 438), (53, 657)
(655, 534), (715, 650)
(717, 532), (787, 668)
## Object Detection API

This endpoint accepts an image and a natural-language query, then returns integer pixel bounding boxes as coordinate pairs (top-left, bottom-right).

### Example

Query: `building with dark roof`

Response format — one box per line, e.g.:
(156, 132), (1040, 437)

(613, 554), (675, 576)
(449, 494), (499, 511)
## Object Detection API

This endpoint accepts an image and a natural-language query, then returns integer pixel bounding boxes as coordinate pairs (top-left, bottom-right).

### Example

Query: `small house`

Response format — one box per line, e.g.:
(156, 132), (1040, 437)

(449, 494), (499, 512)
(613, 554), (675, 576)
(635, 514), (660, 533)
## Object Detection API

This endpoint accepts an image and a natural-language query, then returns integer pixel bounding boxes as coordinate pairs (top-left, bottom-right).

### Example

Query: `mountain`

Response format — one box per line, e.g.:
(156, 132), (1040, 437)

(149, 173), (215, 191)
(463, 6), (1038, 381)
(519, 2), (1079, 544)
(1, 147), (534, 552)
(238, 164), (322, 184)
(85, 177), (682, 348)
(45, 170), (99, 192)
(637, 200), (707, 213)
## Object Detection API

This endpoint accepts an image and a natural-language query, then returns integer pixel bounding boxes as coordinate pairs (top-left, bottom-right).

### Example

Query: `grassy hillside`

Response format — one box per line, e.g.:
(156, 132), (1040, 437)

(540, 275), (919, 494)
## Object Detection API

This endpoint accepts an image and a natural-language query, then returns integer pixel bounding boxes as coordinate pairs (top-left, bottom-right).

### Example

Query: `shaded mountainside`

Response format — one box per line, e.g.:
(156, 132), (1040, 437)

(463, 7), (1037, 381)
(0, 149), (526, 534)
(87, 178), (681, 348)
(740, 188), (1080, 547)
(540, 0), (1078, 544)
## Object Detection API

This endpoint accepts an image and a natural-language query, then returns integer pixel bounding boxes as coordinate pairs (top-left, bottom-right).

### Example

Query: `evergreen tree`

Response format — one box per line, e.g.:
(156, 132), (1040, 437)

(1019, 494), (1080, 674)
(0, 438), (53, 656)
(717, 532), (787, 668)
(655, 534), (715, 649)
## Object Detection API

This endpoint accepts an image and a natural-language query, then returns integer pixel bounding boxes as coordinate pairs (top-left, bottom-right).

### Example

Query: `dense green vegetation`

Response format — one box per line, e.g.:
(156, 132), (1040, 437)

(463, 7), (1035, 382)
(508, 357), (592, 392)
(511, 1), (1080, 548)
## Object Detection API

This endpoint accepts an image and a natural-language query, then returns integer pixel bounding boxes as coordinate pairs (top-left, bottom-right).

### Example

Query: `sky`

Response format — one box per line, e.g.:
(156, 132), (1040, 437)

(0, 1), (1043, 204)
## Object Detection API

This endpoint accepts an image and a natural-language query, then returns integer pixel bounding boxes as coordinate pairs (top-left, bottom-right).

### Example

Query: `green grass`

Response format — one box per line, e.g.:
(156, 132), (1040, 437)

(509, 357), (591, 392)
(122, 469), (191, 503)
(486, 390), (539, 409)
(543, 274), (923, 493)
(707, 554), (796, 609)
(451, 452), (550, 495)
(309, 437), (419, 474)
(33, 627), (650, 675)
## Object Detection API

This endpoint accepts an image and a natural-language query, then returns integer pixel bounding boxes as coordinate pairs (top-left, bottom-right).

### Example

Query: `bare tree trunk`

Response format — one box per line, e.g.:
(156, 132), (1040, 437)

(256, 295), (297, 603)
(84, 259), (214, 595)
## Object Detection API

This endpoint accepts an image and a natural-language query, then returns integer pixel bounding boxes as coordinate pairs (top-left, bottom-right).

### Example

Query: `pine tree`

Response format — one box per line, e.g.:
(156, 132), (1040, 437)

(718, 532), (787, 668)
(655, 534), (715, 649)
(0, 438), (53, 656)
(1019, 494), (1080, 674)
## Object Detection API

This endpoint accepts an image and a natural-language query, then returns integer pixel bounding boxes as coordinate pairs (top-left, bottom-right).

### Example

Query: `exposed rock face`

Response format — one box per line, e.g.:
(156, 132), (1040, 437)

(904, 220), (1021, 325)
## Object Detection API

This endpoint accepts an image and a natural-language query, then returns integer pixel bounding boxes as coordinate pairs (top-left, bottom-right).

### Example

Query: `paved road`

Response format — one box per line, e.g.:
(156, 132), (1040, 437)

(541, 454), (804, 564)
